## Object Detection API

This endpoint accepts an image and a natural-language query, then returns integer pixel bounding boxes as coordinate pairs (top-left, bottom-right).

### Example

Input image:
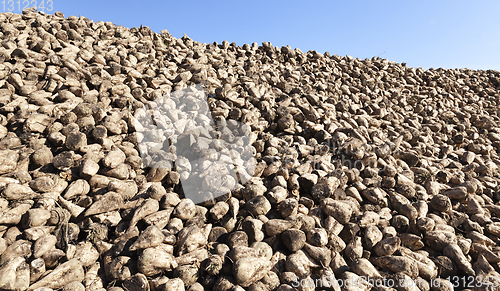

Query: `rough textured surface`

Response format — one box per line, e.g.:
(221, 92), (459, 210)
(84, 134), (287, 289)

(0, 8), (500, 291)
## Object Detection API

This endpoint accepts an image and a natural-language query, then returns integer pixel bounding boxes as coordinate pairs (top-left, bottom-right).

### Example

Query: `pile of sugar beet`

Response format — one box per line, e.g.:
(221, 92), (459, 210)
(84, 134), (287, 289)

(1, 9), (500, 291)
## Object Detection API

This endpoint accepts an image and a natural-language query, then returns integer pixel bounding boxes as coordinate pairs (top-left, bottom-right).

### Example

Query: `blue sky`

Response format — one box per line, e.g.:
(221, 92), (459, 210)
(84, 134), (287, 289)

(18, 0), (500, 70)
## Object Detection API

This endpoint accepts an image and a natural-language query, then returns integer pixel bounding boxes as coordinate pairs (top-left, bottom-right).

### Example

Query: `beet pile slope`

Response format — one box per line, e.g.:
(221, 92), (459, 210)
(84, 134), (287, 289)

(1, 9), (500, 291)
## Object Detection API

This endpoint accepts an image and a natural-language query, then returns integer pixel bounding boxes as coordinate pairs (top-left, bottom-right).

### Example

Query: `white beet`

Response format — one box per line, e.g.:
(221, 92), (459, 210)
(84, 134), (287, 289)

(233, 257), (272, 287)
(27, 259), (84, 291)
(138, 246), (178, 276)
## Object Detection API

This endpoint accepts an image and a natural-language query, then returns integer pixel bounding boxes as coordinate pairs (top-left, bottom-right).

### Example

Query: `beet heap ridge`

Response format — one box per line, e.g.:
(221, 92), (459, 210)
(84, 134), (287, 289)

(1, 9), (500, 291)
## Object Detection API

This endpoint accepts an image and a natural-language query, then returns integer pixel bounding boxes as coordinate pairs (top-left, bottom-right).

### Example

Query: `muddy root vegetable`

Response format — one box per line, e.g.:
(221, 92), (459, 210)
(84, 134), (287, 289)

(84, 192), (123, 216)
(173, 199), (196, 220)
(73, 241), (99, 267)
(0, 201), (33, 225)
(0, 257), (30, 291)
(83, 262), (103, 290)
(302, 243), (331, 267)
(108, 180), (138, 200)
(1, 184), (37, 201)
(443, 243), (475, 276)
(285, 250), (319, 277)
(138, 246), (178, 276)
(27, 259), (85, 291)
(233, 257), (272, 287)
(42, 248), (66, 268)
(22, 208), (51, 228)
(128, 198), (160, 230)
(371, 255), (420, 278)
(163, 278), (185, 291)
(176, 225), (208, 255)
(122, 273), (150, 291)
(62, 281), (86, 291)
(0, 238), (7, 256)
(321, 198), (353, 224)
(349, 258), (381, 279)
(143, 208), (174, 230)
(30, 258), (46, 284)
(109, 256), (133, 281)
(1, 239), (31, 265)
(264, 219), (294, 237)
(242, 219), (265, 243)
(33, 234), (57, 258)
(129, 225), (165, 251)
(229, 246), (261, 262)
(58, 196), (85, 218)
(175, 248), (209, 266)
(174, 264), (199, 287)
